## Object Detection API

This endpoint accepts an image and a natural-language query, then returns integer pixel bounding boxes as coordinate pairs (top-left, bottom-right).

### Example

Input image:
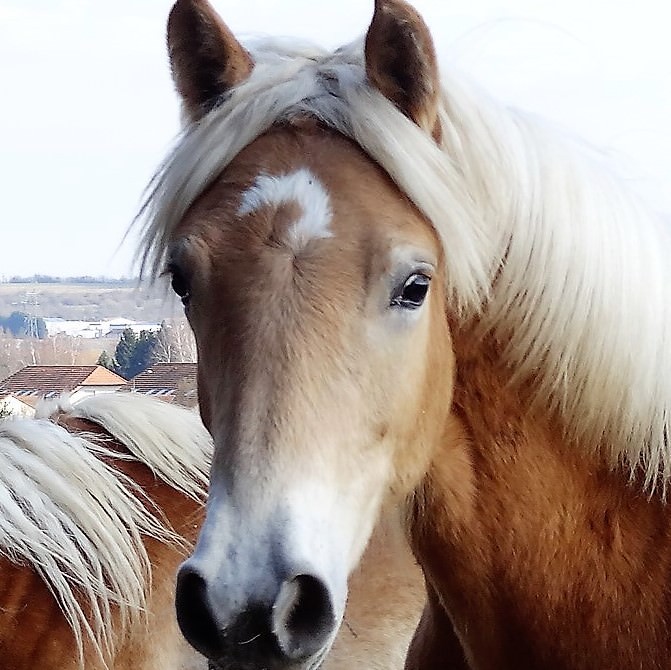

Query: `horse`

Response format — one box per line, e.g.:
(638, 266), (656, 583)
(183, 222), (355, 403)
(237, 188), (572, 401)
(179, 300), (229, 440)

(136, 0), (671, 667)
(0, 391), (211, 670)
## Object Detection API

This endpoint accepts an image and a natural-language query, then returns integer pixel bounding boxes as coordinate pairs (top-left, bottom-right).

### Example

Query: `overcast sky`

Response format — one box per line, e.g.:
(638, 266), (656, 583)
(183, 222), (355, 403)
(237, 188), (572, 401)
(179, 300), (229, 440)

(1, 0), (669, 278)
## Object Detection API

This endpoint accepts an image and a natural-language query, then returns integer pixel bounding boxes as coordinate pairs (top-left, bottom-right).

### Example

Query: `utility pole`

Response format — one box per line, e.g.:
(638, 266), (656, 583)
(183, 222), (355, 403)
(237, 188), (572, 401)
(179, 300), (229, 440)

(20, 286), (41, 339)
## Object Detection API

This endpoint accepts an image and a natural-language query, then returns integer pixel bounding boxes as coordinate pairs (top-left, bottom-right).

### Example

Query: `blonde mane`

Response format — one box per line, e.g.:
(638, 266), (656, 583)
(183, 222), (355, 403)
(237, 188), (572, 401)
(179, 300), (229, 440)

(55, 393), (211, 502)
(0, 394), (211, 666)
(137, 37), (671, 491)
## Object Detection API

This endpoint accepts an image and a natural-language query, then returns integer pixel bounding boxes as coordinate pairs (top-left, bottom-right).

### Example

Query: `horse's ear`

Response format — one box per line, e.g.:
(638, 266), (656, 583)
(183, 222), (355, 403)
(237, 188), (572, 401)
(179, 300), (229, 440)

(364, 0), (440, 138)
(167, 0), (253, 121)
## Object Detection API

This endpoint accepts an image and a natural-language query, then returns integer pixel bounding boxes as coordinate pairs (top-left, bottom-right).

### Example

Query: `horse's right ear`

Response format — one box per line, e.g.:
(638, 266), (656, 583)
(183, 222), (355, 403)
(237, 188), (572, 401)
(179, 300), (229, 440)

(167, 0), (253, 122)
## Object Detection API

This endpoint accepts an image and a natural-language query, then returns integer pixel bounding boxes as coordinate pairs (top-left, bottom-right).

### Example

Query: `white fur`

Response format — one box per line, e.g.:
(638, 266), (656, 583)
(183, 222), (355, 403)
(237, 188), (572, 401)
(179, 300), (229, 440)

(238, 168), (333, 252)
(137, 35), (671, 491)
(1, 393), (212, 666)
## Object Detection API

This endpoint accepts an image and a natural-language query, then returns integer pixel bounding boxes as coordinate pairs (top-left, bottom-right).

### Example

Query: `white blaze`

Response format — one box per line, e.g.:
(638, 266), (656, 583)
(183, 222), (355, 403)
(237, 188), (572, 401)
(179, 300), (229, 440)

(238, 168), (333, 252)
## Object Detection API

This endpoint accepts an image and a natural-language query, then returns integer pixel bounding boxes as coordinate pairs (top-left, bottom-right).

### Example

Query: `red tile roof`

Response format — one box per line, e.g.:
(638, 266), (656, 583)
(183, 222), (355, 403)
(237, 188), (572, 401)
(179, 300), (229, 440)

(0, 365), (127, 397)
(129, 363), (198, 396)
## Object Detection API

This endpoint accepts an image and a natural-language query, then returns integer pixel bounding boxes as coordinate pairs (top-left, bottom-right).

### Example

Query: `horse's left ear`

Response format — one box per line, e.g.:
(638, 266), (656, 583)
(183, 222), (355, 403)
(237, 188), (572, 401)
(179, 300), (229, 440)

(364, 0), (440, 139)
(167, 0), (253, 122)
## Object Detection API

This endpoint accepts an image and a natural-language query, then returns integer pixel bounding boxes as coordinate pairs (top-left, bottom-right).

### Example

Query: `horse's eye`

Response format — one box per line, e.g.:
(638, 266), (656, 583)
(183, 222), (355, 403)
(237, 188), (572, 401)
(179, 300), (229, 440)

(168, 264), (191, 307)
(391, 273), (431, 310)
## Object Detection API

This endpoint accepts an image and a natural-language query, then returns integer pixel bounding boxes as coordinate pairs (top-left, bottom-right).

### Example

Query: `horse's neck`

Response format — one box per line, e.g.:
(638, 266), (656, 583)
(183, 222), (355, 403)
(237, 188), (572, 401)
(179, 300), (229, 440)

(407, 331), (671, 669)
(0, 560), (86, 670)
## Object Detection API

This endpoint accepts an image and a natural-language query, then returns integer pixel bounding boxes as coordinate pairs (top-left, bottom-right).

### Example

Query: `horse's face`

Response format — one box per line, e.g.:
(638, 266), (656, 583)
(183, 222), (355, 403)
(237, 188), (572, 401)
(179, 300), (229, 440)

(171, 124), (453, 668)
(165, 1), (449, 667)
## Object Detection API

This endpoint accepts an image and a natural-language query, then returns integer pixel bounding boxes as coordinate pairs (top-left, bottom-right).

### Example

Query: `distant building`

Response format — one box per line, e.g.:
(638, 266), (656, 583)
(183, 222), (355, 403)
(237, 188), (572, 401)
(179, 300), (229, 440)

(42, 317), (162, 339)
(129, 363), (198, 407)
(102, 319), (162, 337)
(43, 318), (106, 339)
(0, 365), (128, 404)
(0, 393), (36, 417)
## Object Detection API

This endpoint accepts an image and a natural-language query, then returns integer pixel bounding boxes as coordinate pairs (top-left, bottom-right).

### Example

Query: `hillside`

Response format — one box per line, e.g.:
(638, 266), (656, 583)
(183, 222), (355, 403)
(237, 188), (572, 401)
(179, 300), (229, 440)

(0, 281), (182, 322)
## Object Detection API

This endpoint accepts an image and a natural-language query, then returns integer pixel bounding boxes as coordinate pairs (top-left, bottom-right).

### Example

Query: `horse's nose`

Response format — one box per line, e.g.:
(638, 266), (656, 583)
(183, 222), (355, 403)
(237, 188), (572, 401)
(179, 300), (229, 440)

(175, 562), (336, 664)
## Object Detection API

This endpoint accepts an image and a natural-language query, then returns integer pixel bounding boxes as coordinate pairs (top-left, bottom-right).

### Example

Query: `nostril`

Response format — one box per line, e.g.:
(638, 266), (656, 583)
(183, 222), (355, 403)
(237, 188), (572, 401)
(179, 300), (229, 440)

(175, 564), (221, 658)
(287, 575), (334, 641)
(272, 574), (336, 660)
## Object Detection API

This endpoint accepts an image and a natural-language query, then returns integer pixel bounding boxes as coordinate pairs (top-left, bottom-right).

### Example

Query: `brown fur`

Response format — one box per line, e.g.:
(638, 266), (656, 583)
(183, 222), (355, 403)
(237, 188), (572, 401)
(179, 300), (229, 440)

(406, 331), (671, 669)
(0, 407), (423, 669)
(405, 584), (470, 670)
(325, 507), (425, 670)
(170, 124), (438, 668)
(168, 122), (441, 664)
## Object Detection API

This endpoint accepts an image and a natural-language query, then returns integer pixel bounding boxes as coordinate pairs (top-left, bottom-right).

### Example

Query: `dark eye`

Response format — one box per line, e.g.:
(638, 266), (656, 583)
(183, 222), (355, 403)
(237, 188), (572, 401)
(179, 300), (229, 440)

(167, 264), (191, 307)
(390, 273), (431, 310)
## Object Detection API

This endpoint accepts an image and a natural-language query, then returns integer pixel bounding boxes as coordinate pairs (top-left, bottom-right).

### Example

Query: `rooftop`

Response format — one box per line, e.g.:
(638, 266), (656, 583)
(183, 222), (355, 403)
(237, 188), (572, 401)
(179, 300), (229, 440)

(129, 362), (198, 398)
(0, 365), (128, 397)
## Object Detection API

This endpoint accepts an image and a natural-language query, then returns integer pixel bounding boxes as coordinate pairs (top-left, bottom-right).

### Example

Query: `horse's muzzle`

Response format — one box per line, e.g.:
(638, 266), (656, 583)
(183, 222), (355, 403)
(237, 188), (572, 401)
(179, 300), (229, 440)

(176, 561), (336, 668)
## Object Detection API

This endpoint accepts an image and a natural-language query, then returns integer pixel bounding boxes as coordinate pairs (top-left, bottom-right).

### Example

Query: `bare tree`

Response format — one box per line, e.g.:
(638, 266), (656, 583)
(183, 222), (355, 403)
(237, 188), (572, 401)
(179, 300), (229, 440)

(154, 319), (197, 363)
(0, 333), (31, 379)
(0, 332), (104, 380)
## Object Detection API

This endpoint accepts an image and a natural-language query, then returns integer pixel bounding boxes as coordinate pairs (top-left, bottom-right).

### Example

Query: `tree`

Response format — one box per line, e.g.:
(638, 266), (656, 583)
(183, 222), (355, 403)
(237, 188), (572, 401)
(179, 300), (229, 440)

(0, 332), (33, 378)
(97, 350), (114, 370)
(154, 319), (197, 363)
(130, 331), (159, 378)
(111, 328), (159, 379)
(2, 312), (28, 336)
(113, 328), (138, 378)
(27, 315), (48, 339)
(44, 333), (82, 365)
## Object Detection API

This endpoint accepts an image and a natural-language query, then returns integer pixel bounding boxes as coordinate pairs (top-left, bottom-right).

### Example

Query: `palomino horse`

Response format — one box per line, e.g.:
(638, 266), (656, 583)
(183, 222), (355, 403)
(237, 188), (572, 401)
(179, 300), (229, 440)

(0, 392), (211, 670)
(138, 0), (671, 667)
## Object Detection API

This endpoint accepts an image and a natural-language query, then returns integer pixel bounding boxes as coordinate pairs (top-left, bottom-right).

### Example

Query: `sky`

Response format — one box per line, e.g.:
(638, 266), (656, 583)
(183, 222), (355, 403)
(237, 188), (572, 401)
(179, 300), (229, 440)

(0, 0), (669, 279)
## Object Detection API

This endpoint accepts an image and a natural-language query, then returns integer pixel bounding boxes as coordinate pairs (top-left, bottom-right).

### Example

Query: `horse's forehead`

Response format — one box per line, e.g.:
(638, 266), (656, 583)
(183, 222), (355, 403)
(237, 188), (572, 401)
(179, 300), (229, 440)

(176, 127), (441, 296)
(194, 127), (429, 237)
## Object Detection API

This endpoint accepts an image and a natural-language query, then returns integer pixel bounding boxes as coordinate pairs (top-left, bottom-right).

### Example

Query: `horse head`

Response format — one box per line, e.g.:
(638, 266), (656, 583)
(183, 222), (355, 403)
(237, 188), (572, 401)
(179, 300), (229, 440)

(162, 1), (454, 667)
